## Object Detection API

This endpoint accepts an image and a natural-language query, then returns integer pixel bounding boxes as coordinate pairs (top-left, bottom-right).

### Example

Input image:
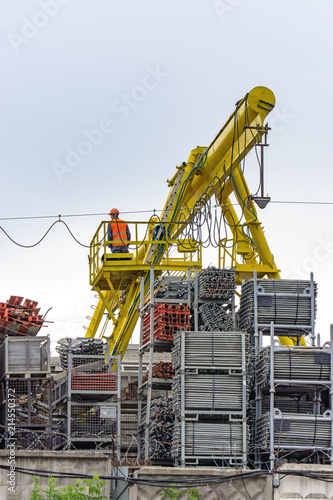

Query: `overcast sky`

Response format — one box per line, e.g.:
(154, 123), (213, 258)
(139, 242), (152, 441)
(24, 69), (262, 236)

(1, 0), (333, 352)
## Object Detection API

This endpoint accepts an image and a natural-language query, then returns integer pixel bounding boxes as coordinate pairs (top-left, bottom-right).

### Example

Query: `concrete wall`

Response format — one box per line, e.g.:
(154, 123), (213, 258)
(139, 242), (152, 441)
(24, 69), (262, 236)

(273, 464), (333, 500)
(129, 465), (333, 500)
(2, 451), (332, 500)
(0, 450), (111, 500)
(129, 466), (272, 500)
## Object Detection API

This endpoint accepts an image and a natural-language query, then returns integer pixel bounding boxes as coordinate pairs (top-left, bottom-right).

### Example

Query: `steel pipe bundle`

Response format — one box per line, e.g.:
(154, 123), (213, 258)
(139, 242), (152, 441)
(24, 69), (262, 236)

(172, 331), (245, 370)
(139, 397), (174, 461)
(255, 413), (332, 450)
(198, 303), (234, 332)
(142, 303), (191, 345)
(239, 279), (317, 332)
(256, 346), (331, 387)
(261, 397), (322, 415)
(142, 361), (174, 382)
(197, 267), (235, 300)
(172, 373), (243, 413)
(143, 420), (174, 461)
(172, 421), (244, 458)
(56, 338), (106, 369)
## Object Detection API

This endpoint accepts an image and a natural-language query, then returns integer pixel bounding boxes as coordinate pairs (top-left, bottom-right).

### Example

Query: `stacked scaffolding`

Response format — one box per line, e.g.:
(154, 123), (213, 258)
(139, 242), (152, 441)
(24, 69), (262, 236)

(52, 338), (121, 456)
(171, 330), (248, 468)
(197, 267), (235, 300)
(138, 270), (192, 463)
(242, 272), (333, 468)
(142, 303), (191, 346)
(249, 330), (333, 468)
(0, 336), (53, 450)
(56, 337), (105, 369)
(193, 267), (235, 332)
(138, 397), (174, 461)
(239, 276), (317, 341)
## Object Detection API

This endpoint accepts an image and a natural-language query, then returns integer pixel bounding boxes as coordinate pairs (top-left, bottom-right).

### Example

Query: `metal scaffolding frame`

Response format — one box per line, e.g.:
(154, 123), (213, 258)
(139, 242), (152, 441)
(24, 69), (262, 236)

(172, 329), (247, 468)
(137, 266), (193, 462)
(252, 323), (333, 469)
(0, 336), (53, 450)
(66, 339), (121, 457)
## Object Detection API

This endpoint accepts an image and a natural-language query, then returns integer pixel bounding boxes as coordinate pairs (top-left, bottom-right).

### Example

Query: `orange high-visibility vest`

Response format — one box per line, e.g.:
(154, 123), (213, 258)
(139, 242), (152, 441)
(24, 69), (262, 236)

(110, 218), (128, 246)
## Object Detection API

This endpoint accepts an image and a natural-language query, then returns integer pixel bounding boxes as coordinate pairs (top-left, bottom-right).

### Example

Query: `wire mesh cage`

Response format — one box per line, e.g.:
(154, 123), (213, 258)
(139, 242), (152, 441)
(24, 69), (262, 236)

(70, 403), (117, 440)
(1, 378), (52, 427)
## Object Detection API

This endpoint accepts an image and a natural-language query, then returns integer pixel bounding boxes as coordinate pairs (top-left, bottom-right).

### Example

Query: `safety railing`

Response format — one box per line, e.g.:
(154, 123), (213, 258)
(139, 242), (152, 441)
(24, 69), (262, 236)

(89, 220), (202, 286)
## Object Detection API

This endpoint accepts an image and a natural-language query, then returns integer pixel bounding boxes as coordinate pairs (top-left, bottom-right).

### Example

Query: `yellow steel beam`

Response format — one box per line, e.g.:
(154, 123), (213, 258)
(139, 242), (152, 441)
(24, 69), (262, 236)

(85, 290), (113, 339)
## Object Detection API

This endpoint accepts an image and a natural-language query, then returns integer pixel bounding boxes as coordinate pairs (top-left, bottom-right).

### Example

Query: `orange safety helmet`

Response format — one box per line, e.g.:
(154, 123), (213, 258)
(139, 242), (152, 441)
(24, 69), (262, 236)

(109, 208), (119, 216)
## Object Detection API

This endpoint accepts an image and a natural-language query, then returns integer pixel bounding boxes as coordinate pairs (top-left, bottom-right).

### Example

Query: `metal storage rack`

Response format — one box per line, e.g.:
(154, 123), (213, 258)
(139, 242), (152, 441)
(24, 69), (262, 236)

(239, 271), (317, 349)
(0, 335), (53, 450)
(192, 267), (236, 332)
(65, 339), (121, 457)
(120, 358), (149, 460)
(252, 324), (333, 469)
(239, 272), (331, 468)
(137, 267), (193, 462)
(0, 336), (51, 380)
(171, 329), (248, 468)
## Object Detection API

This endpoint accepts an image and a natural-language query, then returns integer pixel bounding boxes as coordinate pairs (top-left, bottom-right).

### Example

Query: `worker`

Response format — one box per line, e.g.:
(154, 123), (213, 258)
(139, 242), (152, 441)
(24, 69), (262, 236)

(107, 208), (131, 253)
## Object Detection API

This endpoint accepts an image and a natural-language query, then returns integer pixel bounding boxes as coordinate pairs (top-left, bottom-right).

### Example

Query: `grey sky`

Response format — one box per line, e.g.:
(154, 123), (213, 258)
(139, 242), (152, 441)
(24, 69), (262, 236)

(1, 0), (333, 351)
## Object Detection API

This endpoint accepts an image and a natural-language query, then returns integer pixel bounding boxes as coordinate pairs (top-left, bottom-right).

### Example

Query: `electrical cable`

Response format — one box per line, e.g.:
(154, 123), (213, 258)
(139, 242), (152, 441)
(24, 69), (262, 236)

(0, 220), (105, 249)
(0, 463), (332, 487)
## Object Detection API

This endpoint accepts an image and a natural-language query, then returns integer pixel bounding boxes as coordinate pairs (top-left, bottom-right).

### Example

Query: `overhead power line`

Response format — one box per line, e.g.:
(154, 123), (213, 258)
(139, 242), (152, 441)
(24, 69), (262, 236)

(0, 209), (161, 222)
(0, 201), (332, 223)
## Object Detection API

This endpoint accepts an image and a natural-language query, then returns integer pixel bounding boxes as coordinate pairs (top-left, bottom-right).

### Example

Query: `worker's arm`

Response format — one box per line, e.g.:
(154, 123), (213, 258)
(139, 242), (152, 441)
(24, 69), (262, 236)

(107, 223), (113, 248)
(126, 224), (131, 244)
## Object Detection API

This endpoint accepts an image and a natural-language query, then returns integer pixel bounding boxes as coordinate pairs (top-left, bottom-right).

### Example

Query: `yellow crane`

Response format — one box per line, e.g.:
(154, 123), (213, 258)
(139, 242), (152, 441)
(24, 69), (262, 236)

(86, 86), (301, 355)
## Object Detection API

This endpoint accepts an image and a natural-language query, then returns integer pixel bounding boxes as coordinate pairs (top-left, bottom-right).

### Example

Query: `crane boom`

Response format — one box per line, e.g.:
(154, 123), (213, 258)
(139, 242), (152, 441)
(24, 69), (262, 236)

(86, 86), (290, 356)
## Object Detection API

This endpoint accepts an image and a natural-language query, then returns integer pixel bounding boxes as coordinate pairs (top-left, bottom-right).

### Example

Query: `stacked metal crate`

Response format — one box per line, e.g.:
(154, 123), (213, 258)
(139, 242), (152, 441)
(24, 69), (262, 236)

(53, 338), (121, 456)
(142, 303), (191, 346)
(249, 339), (333, 468)
(193, 267), (235, 332)
(0, 336), (53, 450)
(171, 330), (248, 468)
(138, 272), (192, 463)
(240, 272), (333, 468)
(239, 275), (317, 341)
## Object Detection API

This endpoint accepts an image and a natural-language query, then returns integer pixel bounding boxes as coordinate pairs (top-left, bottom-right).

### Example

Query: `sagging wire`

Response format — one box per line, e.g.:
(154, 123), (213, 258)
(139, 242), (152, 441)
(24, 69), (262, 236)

(1, 101), (265, 260)
(0, 219), (105, 249)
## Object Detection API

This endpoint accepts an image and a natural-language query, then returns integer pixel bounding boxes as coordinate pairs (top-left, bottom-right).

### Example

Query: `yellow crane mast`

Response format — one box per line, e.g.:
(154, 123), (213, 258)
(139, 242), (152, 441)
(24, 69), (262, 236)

(86, 86), (296, 357)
